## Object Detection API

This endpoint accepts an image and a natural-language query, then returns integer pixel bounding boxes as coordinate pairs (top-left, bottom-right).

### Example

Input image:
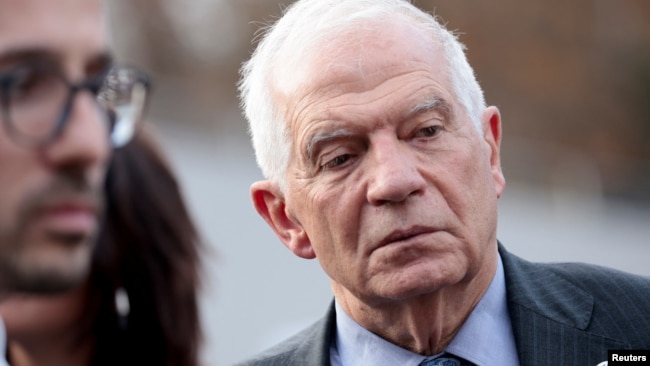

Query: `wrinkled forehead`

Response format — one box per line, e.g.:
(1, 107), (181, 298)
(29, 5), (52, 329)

(271, 18), (454, 142)
(0, 0), (109, 68)
(271, 16), (446, 104)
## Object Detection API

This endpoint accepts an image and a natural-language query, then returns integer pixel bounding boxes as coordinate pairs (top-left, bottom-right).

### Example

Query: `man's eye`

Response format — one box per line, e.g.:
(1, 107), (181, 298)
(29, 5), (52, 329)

(7, 67), (58, 101)
(10, 69), (40, 94)
(323, 154), (352, 170)
(415, 125), (441, 138)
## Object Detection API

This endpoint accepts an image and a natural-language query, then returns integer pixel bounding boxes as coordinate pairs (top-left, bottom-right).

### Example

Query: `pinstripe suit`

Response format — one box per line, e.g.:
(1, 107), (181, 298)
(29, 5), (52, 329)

(236, 244), (650, 366)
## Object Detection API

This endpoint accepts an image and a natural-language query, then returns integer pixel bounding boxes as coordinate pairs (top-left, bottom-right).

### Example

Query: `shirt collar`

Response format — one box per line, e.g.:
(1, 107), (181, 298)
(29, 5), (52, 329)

(445, 254), (519, 366)
(331, 254), (519, 366)
(332, 300), (433, 366)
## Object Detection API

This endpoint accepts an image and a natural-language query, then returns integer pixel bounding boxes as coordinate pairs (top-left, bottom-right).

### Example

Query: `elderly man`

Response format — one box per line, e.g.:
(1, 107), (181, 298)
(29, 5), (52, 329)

(0, 0), (148, 363)
(238, 0), (650, 365)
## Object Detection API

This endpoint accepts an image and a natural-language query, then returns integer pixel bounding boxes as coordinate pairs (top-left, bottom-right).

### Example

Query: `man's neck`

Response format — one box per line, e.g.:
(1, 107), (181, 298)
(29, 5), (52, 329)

(333, 251), (498, 355)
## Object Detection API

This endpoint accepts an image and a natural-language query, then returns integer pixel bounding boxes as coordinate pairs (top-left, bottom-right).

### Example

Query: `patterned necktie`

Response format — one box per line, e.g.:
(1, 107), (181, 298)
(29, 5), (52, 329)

(419, 353), (476, 366)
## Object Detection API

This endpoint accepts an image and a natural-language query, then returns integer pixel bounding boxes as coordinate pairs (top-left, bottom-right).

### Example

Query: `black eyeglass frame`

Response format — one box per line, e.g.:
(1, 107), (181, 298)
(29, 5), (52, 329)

(0, 61), (151, 148)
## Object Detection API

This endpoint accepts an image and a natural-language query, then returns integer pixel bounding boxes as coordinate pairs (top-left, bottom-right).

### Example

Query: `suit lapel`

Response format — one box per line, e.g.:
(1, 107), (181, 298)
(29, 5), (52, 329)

(499, 245), (627, 365)
(508, 304), (626, 365)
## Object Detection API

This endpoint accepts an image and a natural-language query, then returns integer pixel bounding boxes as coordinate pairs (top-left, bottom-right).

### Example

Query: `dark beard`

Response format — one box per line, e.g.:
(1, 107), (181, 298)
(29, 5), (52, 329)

(0, 173), (103, 294)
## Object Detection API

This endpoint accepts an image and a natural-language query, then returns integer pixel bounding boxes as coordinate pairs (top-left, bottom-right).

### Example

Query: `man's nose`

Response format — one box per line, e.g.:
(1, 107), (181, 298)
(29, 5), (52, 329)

(40, 90), (110, 175)
(366, 137), (426, 206)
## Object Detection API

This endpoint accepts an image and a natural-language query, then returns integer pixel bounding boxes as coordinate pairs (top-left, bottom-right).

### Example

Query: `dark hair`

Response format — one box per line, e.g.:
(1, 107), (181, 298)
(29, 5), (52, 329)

(87, 128), (203, 366)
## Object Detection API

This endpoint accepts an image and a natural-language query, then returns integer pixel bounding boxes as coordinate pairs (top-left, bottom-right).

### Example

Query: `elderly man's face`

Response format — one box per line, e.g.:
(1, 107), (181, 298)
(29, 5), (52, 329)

(256, 20), (505, 304)
(0, 0), (111, 293)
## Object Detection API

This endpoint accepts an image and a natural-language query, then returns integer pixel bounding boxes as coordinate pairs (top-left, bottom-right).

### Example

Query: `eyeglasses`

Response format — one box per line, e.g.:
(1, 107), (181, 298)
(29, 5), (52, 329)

(0, 61), (151, 148)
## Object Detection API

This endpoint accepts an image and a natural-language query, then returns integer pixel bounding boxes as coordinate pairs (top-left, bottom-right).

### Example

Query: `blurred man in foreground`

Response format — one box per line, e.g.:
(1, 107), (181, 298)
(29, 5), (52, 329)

(237, 0), (650, 365)
(0, 0), (148, 363)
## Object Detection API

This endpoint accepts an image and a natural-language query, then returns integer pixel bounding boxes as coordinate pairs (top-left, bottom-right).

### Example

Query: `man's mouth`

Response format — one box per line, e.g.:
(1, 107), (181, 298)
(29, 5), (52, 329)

(38, 200), (99, 240)
(377, 225), (439, 248)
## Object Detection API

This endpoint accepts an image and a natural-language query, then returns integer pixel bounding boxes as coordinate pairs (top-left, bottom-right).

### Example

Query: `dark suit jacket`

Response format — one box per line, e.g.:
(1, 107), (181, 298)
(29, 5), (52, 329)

(236, 245), (650, 365)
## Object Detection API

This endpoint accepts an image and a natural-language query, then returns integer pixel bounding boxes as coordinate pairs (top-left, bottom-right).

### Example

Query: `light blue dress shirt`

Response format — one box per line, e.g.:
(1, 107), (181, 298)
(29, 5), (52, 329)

(330, 255), (520, 366)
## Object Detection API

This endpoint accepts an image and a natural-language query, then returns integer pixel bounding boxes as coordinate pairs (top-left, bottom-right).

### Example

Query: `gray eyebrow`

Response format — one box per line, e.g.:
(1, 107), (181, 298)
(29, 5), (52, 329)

(306, 128), (355, 163)
(408, 97), (452, 120)
(304, 98), (451, 162)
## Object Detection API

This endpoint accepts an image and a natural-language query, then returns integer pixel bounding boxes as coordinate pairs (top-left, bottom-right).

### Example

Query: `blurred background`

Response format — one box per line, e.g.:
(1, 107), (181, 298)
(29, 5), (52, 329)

(106, 1), (650, 365)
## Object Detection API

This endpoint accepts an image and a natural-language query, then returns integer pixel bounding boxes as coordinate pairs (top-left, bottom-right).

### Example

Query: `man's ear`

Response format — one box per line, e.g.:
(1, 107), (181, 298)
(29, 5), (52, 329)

(481, 106), (506, 198)
(250, 180), (316, 259)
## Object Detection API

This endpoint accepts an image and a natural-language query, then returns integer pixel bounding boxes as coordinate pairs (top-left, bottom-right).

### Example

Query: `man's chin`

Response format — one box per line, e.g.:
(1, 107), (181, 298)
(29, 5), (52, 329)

(6, 264), (90, 295)
(367, 264), (468, 302)
(0, 238), (93, 294)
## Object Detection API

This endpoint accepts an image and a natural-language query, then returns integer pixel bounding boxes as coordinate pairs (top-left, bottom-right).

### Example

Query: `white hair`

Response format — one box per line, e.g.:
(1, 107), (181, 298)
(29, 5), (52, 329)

(238, 0), (486, 191)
